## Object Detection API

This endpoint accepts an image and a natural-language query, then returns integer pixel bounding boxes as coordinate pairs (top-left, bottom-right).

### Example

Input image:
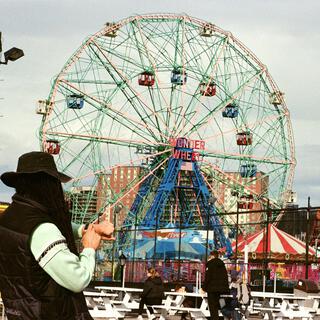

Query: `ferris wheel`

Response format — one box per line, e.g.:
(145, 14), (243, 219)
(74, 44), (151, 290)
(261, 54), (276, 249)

(38, 14), (295, 234)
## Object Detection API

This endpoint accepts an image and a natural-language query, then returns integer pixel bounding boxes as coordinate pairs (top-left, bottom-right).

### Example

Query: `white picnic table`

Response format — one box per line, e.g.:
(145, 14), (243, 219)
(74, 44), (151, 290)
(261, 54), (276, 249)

(84, 291), (131, 319)
(90, 286), (320, 320)
(155, 291), (233, 320)
(250, 291), (318, 319)
(95, 286), (143, 310)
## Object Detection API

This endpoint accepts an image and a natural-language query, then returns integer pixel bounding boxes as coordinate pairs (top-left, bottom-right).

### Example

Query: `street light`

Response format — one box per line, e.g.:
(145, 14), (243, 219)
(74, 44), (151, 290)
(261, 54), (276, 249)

(0, 32), (24, 65)
(119, 252), (127, 288)
(111, 203), (123, 281)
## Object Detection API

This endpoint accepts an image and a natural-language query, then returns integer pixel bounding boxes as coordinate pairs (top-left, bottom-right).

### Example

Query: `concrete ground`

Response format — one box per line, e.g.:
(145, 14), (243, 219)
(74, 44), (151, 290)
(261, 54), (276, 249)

(92, 311), (264, 319)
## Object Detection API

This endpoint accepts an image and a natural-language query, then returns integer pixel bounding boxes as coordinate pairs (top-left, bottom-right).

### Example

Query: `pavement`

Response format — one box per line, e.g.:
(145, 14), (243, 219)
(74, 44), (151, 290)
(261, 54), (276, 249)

(92, 312), (264, 319)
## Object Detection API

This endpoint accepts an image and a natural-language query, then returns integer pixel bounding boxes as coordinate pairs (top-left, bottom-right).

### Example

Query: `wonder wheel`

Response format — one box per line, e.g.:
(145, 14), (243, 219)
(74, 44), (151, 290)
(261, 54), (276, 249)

(38, 14), (295, 256)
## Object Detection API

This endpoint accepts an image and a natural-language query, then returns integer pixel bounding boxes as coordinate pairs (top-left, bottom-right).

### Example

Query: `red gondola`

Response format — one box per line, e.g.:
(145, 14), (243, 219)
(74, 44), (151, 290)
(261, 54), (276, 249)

(238, 195), (254, 210)
(199, 82), (216, 97)
(236, 131), (252, 146)
(138, 71), (155, 87)
(44, 140), (60, 155)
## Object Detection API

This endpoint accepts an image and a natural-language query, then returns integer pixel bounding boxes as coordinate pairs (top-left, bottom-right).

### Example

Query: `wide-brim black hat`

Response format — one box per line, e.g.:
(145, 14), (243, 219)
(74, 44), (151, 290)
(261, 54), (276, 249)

(1, 151), (72, 188)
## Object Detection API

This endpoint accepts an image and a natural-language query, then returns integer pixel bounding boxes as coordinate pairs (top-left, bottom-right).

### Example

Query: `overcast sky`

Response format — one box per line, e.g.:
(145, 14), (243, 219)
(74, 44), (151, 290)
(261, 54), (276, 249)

(0, 0), (319, 206)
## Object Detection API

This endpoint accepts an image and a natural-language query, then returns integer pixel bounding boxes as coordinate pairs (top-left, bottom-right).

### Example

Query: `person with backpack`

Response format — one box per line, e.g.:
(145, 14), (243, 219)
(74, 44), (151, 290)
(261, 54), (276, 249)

(222, 275), (251, 320)
(137, 267), (164, 320)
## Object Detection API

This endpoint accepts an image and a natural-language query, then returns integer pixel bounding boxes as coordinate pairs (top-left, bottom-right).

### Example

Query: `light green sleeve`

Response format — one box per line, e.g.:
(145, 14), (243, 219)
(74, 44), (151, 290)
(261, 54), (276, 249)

(30, 223), (95, 293)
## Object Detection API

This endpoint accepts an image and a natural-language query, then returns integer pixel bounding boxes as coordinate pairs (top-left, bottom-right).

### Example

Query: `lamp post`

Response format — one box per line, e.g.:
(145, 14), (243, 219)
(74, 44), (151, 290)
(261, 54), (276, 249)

(119, 252), (127, 288)
(305, 197), (310, 279)
(111, 203), (123, 280)
(205, 195), (217, 262)
(0, 32), (24, 65)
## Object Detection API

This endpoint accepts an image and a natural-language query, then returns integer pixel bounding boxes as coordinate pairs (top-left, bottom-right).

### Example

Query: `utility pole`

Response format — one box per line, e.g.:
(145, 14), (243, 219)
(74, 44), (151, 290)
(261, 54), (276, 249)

(305, 197), (310, 279)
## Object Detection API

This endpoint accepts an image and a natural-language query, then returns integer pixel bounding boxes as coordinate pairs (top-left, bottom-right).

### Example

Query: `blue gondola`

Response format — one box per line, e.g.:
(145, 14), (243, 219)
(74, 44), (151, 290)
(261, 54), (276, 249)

(222, 103), (239, 118)
(67, 94), (84, 109)
(240, 164), (257, 178)
(171, 68), (187, 85)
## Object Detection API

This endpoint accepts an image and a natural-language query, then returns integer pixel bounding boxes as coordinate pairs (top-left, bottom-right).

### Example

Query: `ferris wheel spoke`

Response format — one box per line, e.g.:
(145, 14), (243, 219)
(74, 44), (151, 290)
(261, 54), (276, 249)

(183, 40), (265, 136)
(175, 35), (230, 135)
(204, 148), (292, 166)
(202, 160), (280, 208)
(89, 40), (171, 138)
(58, 79), (159, 142)
(139, 19), (180, 69)
(45, 130), (169, 151)
(200, 112), (291, 163)
(71, 148), (171, 187)
(186, 68), (266, 135)
(134, 19), (174, 108)
(167, 18), (187, 134)
(48, 98), (105, 136)
(129, 19), (173, 138)
(88, 41), (160, 131)
(105, 156), (169, 213)
(94, 34), (144, 69)
(253, 121), (288, 160)
(59, 137), (98, 174)
(201, 173), (243, 229)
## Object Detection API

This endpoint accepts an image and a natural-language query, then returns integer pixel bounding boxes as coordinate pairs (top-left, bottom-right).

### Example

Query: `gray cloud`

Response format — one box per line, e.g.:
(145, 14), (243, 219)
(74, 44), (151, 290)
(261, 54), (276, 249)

(1, 0), (319, 206)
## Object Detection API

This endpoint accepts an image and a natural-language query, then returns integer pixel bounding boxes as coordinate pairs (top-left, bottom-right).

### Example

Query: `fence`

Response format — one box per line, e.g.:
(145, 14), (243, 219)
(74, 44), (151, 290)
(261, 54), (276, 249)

(93, 204), (320, 285)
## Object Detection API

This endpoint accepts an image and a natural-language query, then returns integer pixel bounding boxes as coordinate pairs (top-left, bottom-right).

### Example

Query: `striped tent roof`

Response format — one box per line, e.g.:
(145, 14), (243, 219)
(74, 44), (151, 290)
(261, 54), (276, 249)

(232, 224), (316, 255)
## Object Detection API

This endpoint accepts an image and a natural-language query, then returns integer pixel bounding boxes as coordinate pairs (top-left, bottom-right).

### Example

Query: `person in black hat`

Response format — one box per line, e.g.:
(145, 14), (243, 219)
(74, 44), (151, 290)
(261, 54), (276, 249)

(200, 250), (229, 320)
(0, 151), (115, 320)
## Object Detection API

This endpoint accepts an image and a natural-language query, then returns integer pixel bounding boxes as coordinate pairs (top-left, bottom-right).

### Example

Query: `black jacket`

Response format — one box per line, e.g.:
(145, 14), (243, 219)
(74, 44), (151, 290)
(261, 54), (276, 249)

(141, 276), (164, 299)
(0, 195), (92, 320)
(202, 257), (229, 293)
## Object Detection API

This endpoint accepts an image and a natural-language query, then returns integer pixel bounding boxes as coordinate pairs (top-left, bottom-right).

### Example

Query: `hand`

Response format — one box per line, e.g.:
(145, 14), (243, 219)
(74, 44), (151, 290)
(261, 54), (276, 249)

(82, 224), (101, 250)
(199, 288), (206, 295)
(93, 221), (115, 241)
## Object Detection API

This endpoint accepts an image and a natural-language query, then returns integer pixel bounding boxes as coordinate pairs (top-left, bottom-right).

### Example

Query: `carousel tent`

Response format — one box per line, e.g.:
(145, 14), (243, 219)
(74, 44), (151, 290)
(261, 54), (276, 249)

(232, 224), (316, 261)
(134, 237), (206, 260)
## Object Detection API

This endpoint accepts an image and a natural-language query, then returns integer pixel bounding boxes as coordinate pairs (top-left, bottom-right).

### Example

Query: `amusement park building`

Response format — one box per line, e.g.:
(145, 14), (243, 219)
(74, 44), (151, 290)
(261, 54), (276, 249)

(96, 166), (143, 227)
(67, 166), (269, 232)
(209, 171), (269, 233)
(67, 186), (97, 224)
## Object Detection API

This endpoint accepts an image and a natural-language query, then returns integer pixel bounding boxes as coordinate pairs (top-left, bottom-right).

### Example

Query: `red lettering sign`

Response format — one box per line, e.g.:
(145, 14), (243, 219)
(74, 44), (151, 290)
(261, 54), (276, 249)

(169, 138), (205, 150)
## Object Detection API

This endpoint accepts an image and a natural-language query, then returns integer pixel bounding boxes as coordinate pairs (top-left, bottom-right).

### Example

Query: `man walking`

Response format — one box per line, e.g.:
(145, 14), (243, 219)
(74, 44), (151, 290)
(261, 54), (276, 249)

(201, 250), (229, 320)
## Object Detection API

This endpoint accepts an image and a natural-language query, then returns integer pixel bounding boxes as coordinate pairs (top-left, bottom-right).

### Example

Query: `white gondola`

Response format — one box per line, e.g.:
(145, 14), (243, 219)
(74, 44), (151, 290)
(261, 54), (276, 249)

(200, 24), (214, 37)
(36, 100), (52, 115)
(104, 22), (118, 38)
(269, 91), (284, 105)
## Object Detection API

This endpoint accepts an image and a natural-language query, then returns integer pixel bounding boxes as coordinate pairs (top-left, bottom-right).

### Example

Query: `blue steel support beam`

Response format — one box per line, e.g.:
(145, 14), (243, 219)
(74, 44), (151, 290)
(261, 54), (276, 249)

(122, 174), (154, 227)
(142, 157), (182, 227)
(192, 162), (232, 255)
